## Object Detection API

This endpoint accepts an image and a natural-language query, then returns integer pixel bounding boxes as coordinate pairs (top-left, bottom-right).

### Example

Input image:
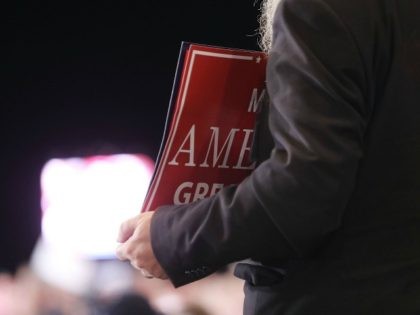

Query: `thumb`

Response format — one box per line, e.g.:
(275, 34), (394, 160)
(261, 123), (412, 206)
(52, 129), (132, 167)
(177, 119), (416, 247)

(117, 215), (140, 243)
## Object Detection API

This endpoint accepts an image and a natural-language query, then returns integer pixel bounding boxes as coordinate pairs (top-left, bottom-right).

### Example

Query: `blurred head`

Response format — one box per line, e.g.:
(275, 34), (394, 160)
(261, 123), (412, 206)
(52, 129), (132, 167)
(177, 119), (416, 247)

(258, 0), (282, 52)
(107, 293), (160, 315)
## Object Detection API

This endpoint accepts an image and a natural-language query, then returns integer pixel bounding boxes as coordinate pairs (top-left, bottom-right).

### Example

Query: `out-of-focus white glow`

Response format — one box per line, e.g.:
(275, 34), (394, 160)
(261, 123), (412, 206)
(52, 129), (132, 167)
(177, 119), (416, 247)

(30, 237), (95, 295)
(40, 154), (154, 259)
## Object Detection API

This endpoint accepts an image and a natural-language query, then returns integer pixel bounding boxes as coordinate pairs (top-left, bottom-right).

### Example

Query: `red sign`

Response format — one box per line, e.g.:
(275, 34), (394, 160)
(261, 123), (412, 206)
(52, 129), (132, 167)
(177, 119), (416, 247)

(142, 43), (267, 212)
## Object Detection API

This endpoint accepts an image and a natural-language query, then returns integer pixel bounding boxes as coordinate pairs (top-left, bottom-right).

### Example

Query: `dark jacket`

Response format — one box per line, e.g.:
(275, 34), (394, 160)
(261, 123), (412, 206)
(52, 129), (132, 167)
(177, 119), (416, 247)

(151, 0), (420, 313)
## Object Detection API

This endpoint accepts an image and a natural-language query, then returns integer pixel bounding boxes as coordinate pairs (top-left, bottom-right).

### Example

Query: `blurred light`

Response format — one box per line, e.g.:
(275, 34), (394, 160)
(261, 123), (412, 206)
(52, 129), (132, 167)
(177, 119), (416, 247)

(30, 237), (95, 295)
(40, 154), (154, 259)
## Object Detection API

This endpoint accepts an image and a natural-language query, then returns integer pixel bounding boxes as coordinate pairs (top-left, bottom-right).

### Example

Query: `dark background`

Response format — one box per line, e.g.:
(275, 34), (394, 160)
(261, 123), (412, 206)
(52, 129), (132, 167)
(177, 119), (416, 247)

(2, 1), (263, 273)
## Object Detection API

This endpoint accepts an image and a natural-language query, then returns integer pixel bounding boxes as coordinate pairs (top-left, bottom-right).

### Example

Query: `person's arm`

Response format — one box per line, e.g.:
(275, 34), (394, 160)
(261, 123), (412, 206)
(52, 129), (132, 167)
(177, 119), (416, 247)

(151, 0), (369, 287)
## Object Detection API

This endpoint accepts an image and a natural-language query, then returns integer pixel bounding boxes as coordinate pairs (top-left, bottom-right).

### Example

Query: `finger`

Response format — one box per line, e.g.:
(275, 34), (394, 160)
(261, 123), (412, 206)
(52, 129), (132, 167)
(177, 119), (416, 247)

(139, 268), (154, 279)
(150, 266), (168, 280)
(130, 260), (142, 270)
(115, 242), (129, 261)
(117, 215), (139, 243)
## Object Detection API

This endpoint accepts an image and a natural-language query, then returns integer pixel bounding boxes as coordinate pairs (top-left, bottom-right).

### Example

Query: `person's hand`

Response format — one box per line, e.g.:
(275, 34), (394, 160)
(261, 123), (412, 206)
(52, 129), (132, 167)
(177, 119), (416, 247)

(116, 212), (168, 279)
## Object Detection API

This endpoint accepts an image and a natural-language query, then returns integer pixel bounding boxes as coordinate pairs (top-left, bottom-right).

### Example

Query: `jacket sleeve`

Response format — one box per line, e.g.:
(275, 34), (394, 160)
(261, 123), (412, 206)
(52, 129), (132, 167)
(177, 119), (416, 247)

(151, 0), (368, 288)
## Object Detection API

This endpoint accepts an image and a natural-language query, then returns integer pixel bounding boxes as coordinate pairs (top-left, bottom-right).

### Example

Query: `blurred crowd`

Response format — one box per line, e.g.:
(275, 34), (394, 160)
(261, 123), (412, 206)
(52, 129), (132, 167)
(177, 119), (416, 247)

(0, 237), (244, 315)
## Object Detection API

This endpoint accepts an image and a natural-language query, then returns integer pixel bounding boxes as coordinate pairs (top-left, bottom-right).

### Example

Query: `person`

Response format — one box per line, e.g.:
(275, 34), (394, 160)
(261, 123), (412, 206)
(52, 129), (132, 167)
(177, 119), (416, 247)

(116, 0), (420, 313)
(106, 292), (163, 315)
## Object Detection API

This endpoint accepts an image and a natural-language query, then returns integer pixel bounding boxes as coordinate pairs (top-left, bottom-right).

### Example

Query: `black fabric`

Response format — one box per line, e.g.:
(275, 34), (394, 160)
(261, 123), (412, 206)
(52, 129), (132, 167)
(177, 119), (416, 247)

(234, 263), (286, 286)
(151, 0), (420, 313)
(151, 184), (296, 287)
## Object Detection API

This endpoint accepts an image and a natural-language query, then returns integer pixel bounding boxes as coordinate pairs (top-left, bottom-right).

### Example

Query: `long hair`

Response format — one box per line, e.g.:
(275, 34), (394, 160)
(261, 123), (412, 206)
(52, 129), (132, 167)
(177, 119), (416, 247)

(257, 0), (282, 52)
